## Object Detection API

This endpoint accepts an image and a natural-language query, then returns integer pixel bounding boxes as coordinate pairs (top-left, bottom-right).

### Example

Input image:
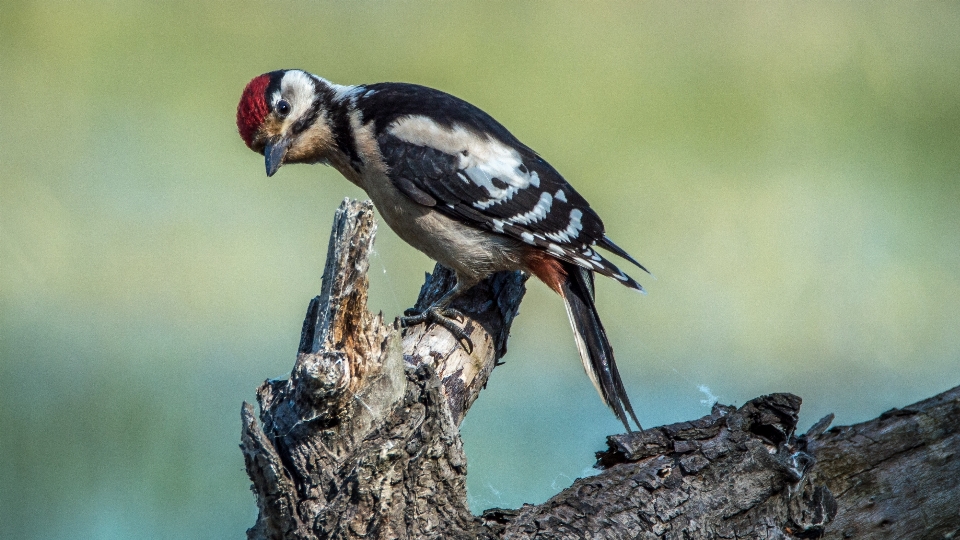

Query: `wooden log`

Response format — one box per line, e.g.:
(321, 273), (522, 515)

(241, 199), (525, 539)
(241, 199), (960, 539)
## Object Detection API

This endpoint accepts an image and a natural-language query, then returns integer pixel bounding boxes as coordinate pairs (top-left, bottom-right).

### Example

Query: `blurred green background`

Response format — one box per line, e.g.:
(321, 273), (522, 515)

(2, 1), (959, 537)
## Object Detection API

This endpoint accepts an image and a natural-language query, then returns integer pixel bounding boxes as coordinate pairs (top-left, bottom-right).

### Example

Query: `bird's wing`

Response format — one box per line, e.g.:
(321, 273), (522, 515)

(375, 117), (645, 291)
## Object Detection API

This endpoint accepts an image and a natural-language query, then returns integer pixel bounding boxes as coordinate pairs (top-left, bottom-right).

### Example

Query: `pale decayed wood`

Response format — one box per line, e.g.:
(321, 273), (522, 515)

(401, 264), (526, 426)
(241, 199), (960, 539)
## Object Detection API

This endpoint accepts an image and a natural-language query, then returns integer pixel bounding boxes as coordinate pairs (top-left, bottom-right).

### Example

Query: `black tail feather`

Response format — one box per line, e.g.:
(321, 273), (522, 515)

(597, 235), (651, 276)
(560, 263), (641, 432)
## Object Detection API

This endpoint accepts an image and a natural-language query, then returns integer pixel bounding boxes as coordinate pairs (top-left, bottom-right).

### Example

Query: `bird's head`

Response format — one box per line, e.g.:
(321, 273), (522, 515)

(237, 69), (337, 176)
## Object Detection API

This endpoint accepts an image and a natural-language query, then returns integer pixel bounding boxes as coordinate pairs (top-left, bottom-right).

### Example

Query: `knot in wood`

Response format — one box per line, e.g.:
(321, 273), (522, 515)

(295, 351), (349, 402)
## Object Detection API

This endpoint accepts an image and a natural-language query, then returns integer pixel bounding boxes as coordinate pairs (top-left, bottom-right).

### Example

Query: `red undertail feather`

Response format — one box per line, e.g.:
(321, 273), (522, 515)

(525, 249), (568, 295)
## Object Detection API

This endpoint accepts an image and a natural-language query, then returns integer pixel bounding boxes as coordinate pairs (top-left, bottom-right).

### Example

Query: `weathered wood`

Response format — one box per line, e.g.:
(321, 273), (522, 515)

(241, 199), (526, 540)
(402, 265), (526, 425)
(241, 199), (960, 540)
(488, 394), (835, 539)
(807, 386), (960, 539)
(483, 388), (959, 539)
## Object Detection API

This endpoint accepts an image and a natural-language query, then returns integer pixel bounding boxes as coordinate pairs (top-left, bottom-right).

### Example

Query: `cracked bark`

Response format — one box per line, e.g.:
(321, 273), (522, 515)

(241, 199), (960, 539)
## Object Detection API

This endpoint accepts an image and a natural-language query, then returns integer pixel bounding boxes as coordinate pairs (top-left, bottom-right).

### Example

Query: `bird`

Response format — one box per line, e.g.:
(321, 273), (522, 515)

(237, 69), (649, 432)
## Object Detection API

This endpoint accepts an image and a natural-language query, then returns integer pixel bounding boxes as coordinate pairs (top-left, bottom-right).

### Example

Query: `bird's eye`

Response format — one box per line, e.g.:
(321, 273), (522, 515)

(276, 99), (291, 117)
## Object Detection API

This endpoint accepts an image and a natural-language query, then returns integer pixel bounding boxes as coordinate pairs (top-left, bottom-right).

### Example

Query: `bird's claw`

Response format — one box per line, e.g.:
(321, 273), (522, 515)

(400, 306), (474, 353)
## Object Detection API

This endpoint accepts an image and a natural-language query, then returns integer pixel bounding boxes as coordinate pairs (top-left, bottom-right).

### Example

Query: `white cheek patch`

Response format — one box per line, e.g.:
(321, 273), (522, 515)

(278, 70), (320, 120)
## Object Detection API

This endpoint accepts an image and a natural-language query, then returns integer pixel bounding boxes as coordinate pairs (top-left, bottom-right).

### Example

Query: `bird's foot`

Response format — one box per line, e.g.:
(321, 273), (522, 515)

(400, 306), (474, 353)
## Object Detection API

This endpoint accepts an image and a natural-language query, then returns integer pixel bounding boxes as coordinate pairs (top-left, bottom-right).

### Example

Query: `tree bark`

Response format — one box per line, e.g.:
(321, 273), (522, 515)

(241, 199), (960, 539)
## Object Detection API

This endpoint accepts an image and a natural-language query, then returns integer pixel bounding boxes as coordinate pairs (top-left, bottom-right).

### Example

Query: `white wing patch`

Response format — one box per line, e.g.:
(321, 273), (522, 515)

(547, 243), (565, 257)
(387, 115), (540, 210)
(505, 191), (553, 226)
(544, 209), (584, 244)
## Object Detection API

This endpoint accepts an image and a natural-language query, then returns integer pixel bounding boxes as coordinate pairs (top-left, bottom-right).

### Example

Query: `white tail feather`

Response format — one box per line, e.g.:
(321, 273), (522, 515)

(561, 291), (604, 402)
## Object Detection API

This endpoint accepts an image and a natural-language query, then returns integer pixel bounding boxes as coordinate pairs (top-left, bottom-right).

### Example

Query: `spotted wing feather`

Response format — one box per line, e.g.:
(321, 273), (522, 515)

(377, 130), (644, 291)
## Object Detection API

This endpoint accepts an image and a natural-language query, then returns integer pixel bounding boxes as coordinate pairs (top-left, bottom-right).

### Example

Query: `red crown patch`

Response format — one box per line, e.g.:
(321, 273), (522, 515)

(237, 74), (271, 149)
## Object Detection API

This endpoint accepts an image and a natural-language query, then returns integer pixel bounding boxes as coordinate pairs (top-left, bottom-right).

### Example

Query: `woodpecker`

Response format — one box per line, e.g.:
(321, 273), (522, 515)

(237, 69), (649, 431)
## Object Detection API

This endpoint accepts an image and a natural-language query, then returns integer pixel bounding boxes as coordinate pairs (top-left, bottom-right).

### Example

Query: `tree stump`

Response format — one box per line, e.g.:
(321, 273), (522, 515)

(241, 199), (960, 539)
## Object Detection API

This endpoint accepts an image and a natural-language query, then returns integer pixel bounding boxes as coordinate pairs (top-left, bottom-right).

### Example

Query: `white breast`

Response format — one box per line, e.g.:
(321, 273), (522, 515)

(359, 169), (526, 285)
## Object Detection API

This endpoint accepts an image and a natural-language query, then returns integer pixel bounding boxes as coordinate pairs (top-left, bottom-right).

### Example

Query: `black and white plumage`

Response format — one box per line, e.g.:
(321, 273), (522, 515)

(237, 69), (649, 431)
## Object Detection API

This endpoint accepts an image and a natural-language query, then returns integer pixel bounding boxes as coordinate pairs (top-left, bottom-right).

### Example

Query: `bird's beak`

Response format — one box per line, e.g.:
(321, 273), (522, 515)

(264, 137), (292, 177)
